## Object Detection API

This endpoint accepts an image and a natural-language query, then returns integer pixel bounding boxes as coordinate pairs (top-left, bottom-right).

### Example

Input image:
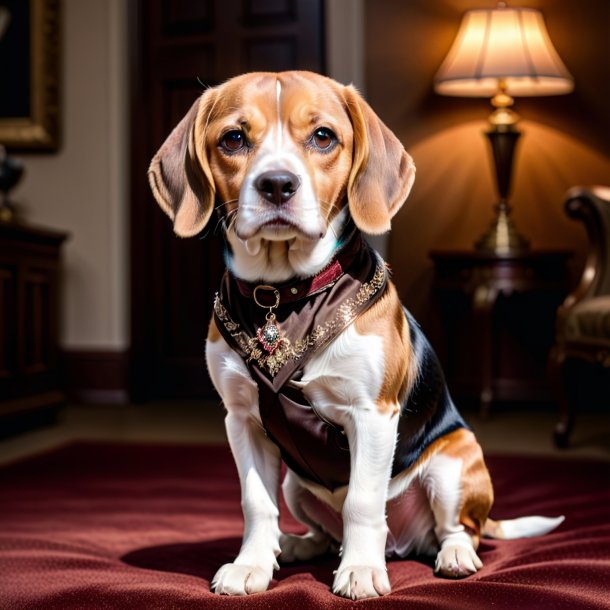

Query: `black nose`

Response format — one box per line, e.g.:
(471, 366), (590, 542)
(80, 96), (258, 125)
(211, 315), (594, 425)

(255, 170), (301, 205)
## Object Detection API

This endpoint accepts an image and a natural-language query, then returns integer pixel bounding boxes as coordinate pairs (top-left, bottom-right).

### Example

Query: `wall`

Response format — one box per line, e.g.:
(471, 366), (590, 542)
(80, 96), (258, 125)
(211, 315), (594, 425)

(365, 0), (610, 324)
(13, 0), (128, 351)
(326, 0), (365, 92)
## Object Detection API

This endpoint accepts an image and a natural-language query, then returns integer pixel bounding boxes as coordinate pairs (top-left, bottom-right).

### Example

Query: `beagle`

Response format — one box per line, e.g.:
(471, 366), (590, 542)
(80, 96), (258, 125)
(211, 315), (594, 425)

(148, 71), (563, 600)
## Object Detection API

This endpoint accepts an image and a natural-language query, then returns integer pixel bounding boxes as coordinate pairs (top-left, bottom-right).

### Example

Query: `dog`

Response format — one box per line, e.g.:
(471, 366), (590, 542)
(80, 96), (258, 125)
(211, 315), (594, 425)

(148, 71), (564, 600)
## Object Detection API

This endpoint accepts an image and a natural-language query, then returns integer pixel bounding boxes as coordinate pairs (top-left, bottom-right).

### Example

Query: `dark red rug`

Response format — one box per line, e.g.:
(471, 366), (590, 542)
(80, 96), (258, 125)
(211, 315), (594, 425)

(0, 442), (608, 609)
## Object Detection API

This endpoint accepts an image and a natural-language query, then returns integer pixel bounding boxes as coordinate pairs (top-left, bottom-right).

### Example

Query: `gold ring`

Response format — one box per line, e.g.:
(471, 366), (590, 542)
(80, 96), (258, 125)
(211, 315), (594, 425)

(253, 285), (280, 310)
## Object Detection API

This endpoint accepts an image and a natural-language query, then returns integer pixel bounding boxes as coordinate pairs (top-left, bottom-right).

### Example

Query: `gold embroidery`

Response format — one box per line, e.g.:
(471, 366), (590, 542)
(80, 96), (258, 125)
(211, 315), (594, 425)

(214, 259), (386, 377)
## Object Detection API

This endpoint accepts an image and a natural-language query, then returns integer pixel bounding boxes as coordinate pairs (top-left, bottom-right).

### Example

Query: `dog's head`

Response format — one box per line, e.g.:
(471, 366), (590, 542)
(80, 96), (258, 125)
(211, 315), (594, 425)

(148, 71), (415, 280)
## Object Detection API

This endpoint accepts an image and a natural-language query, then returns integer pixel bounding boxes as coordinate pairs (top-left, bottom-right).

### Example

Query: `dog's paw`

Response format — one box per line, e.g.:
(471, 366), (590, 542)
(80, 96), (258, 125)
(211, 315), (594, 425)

(211, 563), (271, 595)
(434, 544), (483, 578)
(332, 565), (391, 600)
(280, 532), (334, 563)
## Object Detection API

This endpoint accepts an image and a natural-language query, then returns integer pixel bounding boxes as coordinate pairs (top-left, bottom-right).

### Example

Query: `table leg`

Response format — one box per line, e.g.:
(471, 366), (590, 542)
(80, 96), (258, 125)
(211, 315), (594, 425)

(473, 284), (499, 418)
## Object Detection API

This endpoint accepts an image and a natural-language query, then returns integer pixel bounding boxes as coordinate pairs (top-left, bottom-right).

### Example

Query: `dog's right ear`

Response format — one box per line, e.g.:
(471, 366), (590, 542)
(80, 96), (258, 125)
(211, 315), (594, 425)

(148, 90), (217, 237)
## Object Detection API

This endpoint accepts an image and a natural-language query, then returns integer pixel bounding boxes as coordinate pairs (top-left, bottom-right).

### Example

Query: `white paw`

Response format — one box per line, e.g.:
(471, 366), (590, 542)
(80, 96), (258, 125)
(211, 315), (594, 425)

(332, 565), (391, 600)
(211, 563), (272, 595)
(280, 532), (333, 563)
(435, 544), (483, 578)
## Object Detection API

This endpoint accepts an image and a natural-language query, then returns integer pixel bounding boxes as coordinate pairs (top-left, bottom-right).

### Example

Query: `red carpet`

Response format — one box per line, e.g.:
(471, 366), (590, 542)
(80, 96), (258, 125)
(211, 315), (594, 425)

(0, 442), (608, 609)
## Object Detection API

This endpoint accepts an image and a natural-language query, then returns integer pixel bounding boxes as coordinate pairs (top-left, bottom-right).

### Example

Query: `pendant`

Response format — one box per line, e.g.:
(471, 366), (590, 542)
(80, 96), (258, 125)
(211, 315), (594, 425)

(256, 313), (283, 355)
(253, 285), (283, 355)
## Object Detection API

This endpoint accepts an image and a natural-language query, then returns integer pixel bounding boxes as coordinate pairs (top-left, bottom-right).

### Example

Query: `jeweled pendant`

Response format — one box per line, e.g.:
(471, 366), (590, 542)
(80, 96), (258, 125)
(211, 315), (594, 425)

(256, 314), (283, 354)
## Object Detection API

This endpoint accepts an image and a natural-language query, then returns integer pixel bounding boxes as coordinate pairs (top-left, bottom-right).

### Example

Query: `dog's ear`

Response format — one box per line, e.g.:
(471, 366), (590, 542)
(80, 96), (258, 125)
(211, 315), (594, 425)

(148, 90), (217, 237)
(343, 85), (415, 235)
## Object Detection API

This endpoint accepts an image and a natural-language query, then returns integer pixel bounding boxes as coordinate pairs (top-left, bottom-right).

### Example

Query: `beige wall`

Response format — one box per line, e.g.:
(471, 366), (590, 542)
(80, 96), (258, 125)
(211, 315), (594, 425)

(366, 0), (610, 324)
(13, 0), (128, 350)
(326, 0), (365, 91)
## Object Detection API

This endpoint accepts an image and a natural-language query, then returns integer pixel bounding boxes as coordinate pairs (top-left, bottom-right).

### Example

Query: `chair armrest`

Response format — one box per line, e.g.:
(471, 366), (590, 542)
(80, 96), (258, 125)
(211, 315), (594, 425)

(560, 186), (610, 316)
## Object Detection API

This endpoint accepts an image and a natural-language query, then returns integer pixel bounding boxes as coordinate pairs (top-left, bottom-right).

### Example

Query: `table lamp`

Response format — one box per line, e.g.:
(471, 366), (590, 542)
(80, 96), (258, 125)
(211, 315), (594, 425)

(434, 2), (574, 254)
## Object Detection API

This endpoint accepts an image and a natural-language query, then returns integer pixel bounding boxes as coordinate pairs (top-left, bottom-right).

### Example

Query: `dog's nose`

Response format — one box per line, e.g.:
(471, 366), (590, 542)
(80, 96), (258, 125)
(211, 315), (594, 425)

(255, 170), (301, 205)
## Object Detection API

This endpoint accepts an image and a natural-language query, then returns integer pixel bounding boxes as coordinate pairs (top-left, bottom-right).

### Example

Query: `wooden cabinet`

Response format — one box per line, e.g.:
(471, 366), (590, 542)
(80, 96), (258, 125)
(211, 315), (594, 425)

(430, 249), (572, 415)
(0, 221), (68, 435)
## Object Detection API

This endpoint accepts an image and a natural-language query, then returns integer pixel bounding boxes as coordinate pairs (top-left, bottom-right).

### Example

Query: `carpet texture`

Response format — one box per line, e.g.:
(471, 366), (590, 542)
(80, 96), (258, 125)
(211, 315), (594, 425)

(0, 442), (608, 609)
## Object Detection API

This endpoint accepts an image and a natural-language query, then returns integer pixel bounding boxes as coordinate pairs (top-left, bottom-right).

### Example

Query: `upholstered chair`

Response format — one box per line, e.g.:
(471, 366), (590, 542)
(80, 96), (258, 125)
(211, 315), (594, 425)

(549, 186), (610, 448)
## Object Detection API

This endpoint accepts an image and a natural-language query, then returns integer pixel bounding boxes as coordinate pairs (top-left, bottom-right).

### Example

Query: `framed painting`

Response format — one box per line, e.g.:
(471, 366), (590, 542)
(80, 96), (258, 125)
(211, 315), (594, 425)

(0, 0), (60, 151)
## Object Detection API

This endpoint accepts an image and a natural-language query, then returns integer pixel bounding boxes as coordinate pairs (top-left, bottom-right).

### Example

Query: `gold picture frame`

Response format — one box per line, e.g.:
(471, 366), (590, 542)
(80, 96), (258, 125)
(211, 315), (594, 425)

(0, 0), (60, 151)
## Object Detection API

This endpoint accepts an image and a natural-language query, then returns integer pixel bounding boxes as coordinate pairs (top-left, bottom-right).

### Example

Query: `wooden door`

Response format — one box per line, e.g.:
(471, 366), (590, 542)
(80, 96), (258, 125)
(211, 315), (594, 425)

(129, 0), (325, 400)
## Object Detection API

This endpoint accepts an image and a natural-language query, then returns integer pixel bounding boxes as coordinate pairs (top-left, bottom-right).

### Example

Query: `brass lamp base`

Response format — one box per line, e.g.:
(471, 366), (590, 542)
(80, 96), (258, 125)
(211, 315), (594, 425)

(476, 85), (530, 255)
(474, 201), (530, 254)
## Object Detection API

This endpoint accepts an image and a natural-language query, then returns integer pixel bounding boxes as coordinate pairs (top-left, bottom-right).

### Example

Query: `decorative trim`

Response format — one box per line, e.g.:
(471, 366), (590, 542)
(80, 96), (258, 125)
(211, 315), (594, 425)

(61, 349), (129, 404)
(214, 259), (386, 377)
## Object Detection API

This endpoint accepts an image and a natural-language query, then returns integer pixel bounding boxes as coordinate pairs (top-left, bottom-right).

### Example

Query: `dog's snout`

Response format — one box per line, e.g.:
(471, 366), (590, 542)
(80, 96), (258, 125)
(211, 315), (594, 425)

(255, 170), (301, 205)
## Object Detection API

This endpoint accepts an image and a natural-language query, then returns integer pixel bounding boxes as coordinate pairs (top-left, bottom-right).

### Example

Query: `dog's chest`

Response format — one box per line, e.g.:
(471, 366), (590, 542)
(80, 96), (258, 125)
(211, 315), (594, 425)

(297, 324), (385, 423)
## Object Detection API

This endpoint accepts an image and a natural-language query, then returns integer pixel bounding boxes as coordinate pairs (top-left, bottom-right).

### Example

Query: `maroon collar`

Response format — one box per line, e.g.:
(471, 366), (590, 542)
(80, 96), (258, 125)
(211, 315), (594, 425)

(233, 231), (364, 306)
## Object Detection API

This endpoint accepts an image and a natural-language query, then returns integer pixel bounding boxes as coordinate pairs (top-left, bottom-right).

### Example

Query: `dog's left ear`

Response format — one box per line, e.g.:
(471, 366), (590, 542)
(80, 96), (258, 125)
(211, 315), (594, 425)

(148, 89), (217, 237)
(343, 85), (415, 234)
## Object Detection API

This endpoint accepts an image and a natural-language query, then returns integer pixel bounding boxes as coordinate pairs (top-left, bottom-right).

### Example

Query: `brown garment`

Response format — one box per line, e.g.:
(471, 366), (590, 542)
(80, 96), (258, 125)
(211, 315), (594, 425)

(213, 232), (468, 490)
(213, 234), (388, 489)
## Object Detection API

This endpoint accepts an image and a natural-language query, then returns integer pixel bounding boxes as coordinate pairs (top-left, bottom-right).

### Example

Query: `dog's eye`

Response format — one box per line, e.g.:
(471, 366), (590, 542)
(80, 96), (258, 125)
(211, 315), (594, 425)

(311, 127), (336, 151)
(220, 130), (246, 152)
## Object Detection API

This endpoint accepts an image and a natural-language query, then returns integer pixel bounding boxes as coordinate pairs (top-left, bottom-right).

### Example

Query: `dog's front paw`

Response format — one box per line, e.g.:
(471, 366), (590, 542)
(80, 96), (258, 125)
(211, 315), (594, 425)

(332, 565), (391, 600)
(211, 563), (272, 595)
(434, 544), (483, 578)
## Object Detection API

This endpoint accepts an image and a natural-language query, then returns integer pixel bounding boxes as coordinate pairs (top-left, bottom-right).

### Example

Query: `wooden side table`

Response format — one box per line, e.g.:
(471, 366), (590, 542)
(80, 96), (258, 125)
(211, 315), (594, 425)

(0, 221), (69, 436)
(430, 249), (572, 416)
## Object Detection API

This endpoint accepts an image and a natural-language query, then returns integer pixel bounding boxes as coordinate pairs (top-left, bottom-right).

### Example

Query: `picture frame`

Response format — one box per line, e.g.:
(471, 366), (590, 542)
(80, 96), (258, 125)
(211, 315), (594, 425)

(0, 0), (60, 151)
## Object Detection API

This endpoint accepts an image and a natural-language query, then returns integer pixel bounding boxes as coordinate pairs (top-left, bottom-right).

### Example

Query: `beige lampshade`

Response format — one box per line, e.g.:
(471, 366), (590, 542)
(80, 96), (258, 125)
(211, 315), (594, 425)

(434, 6), (574, 97)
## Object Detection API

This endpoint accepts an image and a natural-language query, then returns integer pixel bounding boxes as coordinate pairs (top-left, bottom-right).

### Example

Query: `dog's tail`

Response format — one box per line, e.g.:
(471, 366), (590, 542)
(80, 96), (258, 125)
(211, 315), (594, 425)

(482, 515), (565, 540)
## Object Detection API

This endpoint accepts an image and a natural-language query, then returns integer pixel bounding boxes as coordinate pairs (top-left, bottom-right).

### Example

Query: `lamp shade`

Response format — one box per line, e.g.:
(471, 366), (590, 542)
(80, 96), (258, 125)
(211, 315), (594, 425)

(434, 6), (574, 97)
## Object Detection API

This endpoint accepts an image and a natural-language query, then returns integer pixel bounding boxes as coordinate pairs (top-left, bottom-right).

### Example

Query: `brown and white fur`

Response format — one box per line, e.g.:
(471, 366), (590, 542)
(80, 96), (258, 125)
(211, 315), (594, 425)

(148, 71), (563, 600)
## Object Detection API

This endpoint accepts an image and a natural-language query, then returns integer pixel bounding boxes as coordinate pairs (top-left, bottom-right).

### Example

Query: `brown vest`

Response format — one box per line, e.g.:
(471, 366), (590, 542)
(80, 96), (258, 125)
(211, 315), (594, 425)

(214, 233), (387, 489)
(213, 232), (468, 490)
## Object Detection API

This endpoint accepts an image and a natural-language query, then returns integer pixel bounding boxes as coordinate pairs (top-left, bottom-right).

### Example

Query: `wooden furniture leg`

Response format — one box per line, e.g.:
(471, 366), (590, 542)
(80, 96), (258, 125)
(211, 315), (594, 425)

(473, 283), (499, 419)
